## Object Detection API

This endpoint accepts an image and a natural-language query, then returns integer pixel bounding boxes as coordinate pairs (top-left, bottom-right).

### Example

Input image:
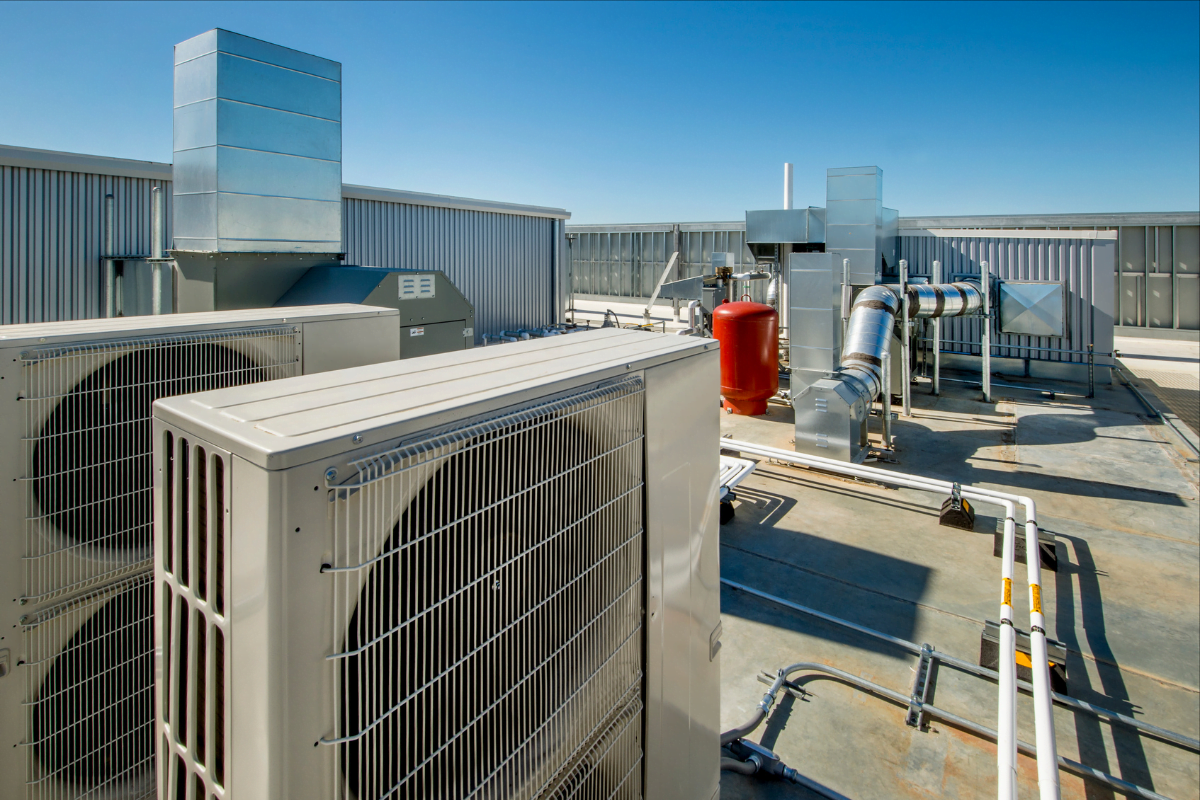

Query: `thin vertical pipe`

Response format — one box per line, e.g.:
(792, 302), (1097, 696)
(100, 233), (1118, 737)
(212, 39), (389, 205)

(104, 193), (115, 318)
(152, 186), (164, 315)
(932, 260), (941, 395)
(900, 259), (911, 417)
(982, 260), (992, 403)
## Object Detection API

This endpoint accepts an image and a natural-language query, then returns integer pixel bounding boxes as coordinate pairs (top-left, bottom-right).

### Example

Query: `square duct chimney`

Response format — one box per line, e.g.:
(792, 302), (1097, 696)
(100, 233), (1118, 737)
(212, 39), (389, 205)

(826, 166), (884, 286)
(171, 29), (344, 310)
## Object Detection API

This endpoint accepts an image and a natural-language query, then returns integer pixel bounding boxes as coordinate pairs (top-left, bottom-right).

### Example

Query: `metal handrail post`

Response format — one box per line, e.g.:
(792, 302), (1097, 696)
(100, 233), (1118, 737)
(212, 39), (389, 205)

(932, 260), (941, 396)
(900, 259), (911, 416)
(981, 260), (992, 403)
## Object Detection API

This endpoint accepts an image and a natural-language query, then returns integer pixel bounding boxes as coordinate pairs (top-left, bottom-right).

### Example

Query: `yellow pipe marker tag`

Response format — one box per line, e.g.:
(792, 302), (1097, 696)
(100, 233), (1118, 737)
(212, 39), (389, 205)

(1030, 585), (1042, 614)
(1002, 578), (1012, 606)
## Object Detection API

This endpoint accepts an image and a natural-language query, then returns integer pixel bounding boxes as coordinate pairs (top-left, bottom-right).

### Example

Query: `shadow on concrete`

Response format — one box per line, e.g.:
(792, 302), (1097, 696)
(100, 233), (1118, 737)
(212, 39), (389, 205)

(720, 536), (929, 661)
(1054, 534), (1156, 798)
(886, 453), (1189, 508)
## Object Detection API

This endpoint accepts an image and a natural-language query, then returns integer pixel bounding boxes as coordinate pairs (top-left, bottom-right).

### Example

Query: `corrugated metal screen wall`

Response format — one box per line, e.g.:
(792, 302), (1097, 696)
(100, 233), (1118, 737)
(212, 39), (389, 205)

(1, 165), (170, 325)
(899, 234), (1115, 364)
(1, 163), (559, 337)
(567, 225), (769, 305)
(343, 199), (555, 338)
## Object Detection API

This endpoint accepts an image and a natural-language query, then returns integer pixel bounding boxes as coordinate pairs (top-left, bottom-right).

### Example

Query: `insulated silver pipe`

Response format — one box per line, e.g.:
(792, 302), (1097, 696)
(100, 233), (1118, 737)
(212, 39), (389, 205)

(907, 280), (984, 318)
(840, 285), (902, 402)
(837, 279), (983, 407)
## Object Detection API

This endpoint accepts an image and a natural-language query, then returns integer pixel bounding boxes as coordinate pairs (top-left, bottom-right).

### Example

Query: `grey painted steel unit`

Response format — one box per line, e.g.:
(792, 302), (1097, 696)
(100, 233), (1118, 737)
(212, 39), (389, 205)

(0, 304), (401, 799)
(276, 266), (476, 358)
(172, 29), (342, 254)
(152, 328), (721, 800)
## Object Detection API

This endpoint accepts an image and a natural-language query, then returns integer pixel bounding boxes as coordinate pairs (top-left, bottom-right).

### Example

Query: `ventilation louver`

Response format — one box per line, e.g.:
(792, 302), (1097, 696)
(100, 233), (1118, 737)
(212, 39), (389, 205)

(153, 328), (722, 800)
(0, 306), (401, 799)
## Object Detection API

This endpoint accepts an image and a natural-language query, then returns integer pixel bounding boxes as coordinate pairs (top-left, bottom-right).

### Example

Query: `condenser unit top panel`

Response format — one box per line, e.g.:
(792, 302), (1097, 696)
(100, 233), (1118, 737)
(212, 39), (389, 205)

(154, 328), (715, 469)
(0, 304), (395, 348)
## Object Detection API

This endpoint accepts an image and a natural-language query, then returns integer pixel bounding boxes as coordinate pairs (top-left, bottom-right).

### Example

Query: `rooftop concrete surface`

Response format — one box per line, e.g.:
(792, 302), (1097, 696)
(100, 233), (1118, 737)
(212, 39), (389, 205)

(717, 369), (1200, 799)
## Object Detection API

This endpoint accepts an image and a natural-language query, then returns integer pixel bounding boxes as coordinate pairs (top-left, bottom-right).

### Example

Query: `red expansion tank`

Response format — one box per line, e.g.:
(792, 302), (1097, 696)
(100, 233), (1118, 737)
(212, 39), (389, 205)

(712, 300), (779, 416)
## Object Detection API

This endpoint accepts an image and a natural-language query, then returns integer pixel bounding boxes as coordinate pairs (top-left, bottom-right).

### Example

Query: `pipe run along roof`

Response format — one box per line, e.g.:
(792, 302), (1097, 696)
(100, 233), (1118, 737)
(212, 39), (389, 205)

(0, 144), (570, 221)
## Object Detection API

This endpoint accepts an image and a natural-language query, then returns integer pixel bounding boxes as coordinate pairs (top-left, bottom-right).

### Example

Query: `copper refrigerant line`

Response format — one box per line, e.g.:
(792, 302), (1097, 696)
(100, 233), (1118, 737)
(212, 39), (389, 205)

(718, 438), (1198, 800)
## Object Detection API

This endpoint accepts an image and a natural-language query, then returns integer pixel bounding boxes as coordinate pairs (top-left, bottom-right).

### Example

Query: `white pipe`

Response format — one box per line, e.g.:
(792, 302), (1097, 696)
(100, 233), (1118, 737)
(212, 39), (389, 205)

(720, 437), (1057, 798)
(999, 511), (1019, 800)
(784, 163), (793, 210)
(1026, 515), (1061, 799)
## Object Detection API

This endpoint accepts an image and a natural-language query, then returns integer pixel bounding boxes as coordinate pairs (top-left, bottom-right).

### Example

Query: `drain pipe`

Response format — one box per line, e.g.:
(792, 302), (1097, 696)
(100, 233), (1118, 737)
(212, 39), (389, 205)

(732, 661), (1170, 800)
(720, 437), (1056, 799)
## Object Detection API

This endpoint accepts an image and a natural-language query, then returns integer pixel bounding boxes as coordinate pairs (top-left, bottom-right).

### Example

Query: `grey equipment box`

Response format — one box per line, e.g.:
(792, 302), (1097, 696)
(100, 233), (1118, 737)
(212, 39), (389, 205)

(275, 266), (476, 358)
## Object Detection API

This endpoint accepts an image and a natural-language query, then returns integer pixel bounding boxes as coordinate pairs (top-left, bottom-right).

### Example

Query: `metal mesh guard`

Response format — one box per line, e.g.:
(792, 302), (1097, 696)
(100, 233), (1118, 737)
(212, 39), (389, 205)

(21, 571), (156, 800)
(21, 326), (299, 603)
(325, 377), (647, 800)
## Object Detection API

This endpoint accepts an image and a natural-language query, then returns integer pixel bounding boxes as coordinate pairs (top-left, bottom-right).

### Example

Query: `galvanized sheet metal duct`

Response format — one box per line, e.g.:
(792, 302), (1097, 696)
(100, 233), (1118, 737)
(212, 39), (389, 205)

(840, 285), (901, 401)
(907, 281), (984, 318)
(838, 281), (982, 402)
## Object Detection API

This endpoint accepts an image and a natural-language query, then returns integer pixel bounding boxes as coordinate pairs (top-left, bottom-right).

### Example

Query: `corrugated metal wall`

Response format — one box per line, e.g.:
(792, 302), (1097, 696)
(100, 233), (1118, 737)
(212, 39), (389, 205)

(343, 198), (555, 339)
(567, 225), (770, 304)
(0, 159), (561, 338)
(900, 234), (1115, 364)
(1, 165), (170, 324)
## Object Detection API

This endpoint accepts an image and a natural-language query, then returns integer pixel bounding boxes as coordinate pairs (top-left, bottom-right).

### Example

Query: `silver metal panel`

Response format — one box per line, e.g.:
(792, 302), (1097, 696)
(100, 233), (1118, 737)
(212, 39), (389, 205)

(788, 252), (843, 396)
(793, 378), (870, 463)
(999, 281), (1066, 337)
(826, 167), (883, 286)
(745, 209), (822, 244)
(644, 350), (721, 800)
(172, 29), (342, 254)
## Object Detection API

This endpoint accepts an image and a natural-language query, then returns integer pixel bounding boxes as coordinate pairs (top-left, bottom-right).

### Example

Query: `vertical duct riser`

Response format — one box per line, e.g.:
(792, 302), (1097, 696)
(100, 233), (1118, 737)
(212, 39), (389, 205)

(172, 29), (343, 255)
(826, 166), (883, 287)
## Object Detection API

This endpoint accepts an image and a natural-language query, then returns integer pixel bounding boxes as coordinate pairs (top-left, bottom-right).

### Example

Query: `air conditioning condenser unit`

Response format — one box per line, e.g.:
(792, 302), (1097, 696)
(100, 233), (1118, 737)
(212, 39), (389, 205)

(0, 304), (401, 799)
(152, 327), (722, 800)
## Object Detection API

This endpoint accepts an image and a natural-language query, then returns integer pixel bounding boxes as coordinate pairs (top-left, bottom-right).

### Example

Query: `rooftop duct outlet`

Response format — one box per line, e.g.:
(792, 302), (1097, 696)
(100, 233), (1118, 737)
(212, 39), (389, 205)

(825, 166), (898, 285)
(744, 208), (826, 264)
(171, 29), (344, 311)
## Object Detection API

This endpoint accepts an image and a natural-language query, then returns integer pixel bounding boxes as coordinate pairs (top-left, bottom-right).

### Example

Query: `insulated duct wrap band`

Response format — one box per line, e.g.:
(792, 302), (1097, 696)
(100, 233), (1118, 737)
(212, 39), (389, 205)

(840, 285), (902, 401)
(907, 281), (983, 319)
(835, 281), (983, 405)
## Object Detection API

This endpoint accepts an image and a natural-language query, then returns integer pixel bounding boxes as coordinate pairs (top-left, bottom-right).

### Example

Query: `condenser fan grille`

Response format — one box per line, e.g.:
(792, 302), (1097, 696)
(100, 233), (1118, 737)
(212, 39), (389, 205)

(325, 377), (647, 800)
(22, 326), (298, 602)
(20, 325), (297, 798)
(22, 573), (155, 799)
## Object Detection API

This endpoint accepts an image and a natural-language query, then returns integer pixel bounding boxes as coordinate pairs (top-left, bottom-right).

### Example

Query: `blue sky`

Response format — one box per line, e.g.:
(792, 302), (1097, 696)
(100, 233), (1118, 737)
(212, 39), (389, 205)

(2, 1), (1197, 222)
